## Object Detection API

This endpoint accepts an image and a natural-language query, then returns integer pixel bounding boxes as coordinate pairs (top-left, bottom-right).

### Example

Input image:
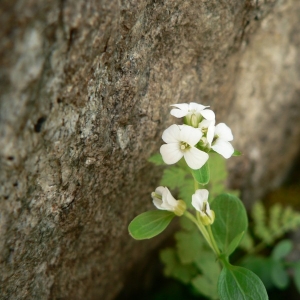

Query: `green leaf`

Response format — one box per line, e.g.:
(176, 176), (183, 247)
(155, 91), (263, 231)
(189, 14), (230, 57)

(128, 210), (174, 240)
(240, 256), (274, 290)
(195, 252), (221, 281)
(293, 262), (300, 294)
(148, 153), (165, 165)
(207, 154), (240, 201)
(160, 248), (198, 284)
(270, 260), (289, 289)
(179, 216), (195, 231)
(252, 201), (272, 244)
(192, 252), (221, 300)
(192, 162), (210, 185)
(178, 181), (194, 208)
(175, 230), (204, 264)
(271, 239), (293, 261)
(211, 194), (248, 253)
(232, 150), (242, 156)
(160, 166), (187, 190)
(218, 265), (268, 300)
(192, 275), (219, 300)
(226, 231), (245, 256)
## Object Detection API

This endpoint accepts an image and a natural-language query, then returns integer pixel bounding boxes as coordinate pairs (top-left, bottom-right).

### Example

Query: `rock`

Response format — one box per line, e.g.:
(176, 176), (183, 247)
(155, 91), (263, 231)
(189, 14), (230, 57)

(0, 0), (300, 299)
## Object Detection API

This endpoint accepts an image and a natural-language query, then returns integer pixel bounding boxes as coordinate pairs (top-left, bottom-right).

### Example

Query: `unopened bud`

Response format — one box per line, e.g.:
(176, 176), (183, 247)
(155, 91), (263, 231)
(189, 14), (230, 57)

(190, 114), (199, 128)
(184, 113), (200, 128)
(200, 210), (215, 225)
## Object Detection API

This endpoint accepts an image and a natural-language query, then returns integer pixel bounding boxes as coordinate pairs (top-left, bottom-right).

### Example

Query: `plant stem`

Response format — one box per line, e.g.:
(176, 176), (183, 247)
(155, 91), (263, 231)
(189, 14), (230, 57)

(194, 178), (199, 191)
(207, 225), (221, 256)
(184, 211), (214, 252)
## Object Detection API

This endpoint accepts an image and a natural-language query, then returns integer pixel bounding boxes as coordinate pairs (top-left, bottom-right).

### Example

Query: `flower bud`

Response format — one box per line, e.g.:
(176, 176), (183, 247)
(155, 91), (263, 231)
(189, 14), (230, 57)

(199, 210), (215, 225)
(184, 113), (201, 128)
(192, 189), (215, 225)
(190, 113), (200, 128)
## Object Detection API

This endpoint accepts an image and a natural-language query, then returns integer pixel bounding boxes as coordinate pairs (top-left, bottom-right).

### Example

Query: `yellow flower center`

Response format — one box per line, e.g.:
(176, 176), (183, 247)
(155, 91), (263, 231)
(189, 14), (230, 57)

(180, 142), (190, 151)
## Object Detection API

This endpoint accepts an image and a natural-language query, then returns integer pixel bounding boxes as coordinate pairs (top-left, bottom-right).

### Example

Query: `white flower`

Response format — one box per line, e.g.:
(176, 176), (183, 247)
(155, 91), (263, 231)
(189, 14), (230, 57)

(211, 123), (234, 159)
(170, 102), (215, 121)
(160, 124), (209, 170)
(198, 119), (215, 146)
(152, 186), (186, 216)
(192, 189), (215, 225)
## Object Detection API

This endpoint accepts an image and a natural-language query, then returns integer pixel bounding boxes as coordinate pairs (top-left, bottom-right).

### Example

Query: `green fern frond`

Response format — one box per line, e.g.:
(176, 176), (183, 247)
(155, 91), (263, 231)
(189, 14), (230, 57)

(269, 204), (281, 234)
(252, 202), (300, 246)
(160, 166), (188, 190)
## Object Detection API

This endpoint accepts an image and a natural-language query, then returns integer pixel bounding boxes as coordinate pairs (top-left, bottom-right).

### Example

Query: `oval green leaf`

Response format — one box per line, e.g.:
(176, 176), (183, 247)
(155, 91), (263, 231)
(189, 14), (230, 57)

(226, 231), (245, 256)
(192, 162), (210, 185)
(211, 194), (248, 253)
(293, 262), (300, 294)
(271, 239), (292, 261)
(128, 210), (175, 240)
(270, 260), (289, 289)
(218, 265), (268, 300)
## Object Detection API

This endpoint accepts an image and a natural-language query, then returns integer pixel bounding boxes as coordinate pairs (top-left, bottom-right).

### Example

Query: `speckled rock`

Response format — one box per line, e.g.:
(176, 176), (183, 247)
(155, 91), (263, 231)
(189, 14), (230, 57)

(1, 0), (300, 299)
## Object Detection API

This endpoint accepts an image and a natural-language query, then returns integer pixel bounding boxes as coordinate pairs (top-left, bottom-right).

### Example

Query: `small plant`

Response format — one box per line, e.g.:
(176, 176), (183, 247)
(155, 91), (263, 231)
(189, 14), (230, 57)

(157, 155), (300, 299)
(128, 103), (300, 298)
(128, 102), (270, 299)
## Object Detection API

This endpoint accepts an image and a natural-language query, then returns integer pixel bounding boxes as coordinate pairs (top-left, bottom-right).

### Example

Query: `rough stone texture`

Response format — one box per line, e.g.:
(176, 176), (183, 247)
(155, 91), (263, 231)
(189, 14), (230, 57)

(0, 0), (300, 299)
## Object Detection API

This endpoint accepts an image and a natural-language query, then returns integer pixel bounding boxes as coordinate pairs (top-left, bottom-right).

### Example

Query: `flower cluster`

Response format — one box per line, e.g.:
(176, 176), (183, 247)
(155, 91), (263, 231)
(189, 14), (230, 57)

(160, 102), (234, 170)
(150, 102), (235, 224)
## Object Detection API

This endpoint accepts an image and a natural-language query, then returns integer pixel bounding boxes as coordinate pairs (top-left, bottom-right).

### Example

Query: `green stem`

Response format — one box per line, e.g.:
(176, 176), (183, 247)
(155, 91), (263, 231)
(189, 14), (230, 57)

(184, 211), (214, 251)
(219, 254), (231, 269)
(189, 179), (221, 256)
(194, 178), (199, 191)
(207, 225), (221, 256)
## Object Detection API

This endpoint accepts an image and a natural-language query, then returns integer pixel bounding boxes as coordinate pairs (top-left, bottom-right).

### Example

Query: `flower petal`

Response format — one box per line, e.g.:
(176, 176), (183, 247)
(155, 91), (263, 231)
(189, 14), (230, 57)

(153, 198), (163, 210)
(199, 120), (215, 145)
(162, 124), (181, 143)
(199, 119), (215, 128)
(170, 108), (188, 118)
(215, 123), (233, 141)
(205, 201), (213, 218)
(207, 124), (215, 145)
(189, 102), (207, 112)
(201, 109), (215, 121)
(170, 103), (189, 118)
(183, 147), (209, 169)
(171, 103), (189, 111)
(160, 143), (183, 165)
(212, 139), (234, 159)
(192, 193), (202, 212)
(155, 186), (165, 196)
(195, 189), (209, 202)
(165, 188), (178, 207)
(180, 125), (202, 146)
